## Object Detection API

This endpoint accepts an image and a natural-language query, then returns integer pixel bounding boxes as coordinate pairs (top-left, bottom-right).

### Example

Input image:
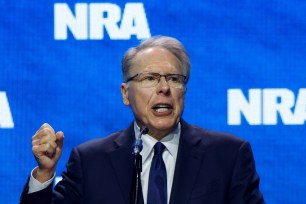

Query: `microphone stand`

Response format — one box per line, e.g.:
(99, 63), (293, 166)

(133, 149), (142, 204)
(131, 126), (148, 204)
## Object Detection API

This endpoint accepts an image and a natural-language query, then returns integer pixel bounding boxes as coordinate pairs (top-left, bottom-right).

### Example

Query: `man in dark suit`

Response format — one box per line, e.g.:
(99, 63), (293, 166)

(20, 36), (265, 203)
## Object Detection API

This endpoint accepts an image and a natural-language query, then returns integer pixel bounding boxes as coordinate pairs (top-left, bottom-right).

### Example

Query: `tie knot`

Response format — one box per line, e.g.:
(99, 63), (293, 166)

(154, 142), (165, 155)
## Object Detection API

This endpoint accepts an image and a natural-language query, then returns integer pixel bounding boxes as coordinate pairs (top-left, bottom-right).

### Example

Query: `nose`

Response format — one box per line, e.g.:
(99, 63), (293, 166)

(156, 76), (170, 95)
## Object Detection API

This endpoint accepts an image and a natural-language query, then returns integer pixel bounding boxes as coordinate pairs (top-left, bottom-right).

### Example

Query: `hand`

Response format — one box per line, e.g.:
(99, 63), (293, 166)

(32, 123), (64, 182)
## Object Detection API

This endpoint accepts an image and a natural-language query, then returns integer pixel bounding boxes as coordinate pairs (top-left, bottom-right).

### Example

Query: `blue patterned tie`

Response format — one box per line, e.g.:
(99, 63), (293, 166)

(147, 142), (167, 204)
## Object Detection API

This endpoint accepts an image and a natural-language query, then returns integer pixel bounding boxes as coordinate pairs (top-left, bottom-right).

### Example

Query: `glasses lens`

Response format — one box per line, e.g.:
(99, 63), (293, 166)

(166, 74), (185, 88)
(138, 73), (160, 87)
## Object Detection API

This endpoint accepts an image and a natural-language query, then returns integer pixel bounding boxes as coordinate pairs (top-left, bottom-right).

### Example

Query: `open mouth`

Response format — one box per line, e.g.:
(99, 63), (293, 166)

(152, 104), (173, 113)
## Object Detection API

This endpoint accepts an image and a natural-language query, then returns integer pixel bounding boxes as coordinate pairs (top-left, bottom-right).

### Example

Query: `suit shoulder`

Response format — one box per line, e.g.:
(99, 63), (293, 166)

(185, 123), (247, 147)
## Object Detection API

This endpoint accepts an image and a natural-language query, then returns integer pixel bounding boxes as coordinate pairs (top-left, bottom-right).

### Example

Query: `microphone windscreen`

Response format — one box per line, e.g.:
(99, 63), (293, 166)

(140, 126), (149, 134)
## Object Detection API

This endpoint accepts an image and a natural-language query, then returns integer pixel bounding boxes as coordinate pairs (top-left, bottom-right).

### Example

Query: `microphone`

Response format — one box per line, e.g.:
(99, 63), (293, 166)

(131, 126), (148, 204)
(133, 126), (149, 155)
(140, 125), (149, 134)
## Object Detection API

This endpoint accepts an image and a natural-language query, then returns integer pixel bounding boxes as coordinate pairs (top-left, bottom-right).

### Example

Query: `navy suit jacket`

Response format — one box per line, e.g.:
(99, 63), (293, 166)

(20, 120), (265, 204)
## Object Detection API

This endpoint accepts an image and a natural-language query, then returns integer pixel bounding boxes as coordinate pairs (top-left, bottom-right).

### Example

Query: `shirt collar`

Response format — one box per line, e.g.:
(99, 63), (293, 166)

(133, 122), (181, 164)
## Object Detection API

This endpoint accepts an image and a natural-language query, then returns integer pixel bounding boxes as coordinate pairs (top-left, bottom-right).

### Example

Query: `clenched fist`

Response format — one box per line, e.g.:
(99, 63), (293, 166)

(32, 123), (64, 183)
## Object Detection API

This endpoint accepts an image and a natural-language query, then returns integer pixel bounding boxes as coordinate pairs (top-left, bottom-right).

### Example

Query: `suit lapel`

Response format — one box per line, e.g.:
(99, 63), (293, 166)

(169, 120), (206, 204)
(108, 123), (138, 204)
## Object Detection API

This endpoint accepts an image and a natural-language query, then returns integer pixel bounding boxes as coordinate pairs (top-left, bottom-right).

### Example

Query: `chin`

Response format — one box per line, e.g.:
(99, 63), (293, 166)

(151, 119), (178, 131)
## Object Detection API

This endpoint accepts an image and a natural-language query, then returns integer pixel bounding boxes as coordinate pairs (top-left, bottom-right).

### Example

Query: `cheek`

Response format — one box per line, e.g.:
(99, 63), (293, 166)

(129, 88), (154, 110)
(175, 92), (185, 111)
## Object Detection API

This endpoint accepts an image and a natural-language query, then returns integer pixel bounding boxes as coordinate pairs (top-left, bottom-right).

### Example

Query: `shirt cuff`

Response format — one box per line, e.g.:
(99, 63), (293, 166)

(28, 167), (55, 194)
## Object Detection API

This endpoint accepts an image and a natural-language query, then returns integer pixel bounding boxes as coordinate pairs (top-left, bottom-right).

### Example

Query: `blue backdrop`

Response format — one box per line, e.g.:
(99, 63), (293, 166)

(0, 0), (305, 203)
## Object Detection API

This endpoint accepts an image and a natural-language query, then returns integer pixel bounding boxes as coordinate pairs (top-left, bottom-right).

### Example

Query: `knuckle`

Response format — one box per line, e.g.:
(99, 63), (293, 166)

(32, 132), (40, 140)
(32, 140), (36, 146)
(32, 146), (39, 154)
(41, 123), (50, 128)
(40, 128), (51, 135)
(45, 143), (51, 149)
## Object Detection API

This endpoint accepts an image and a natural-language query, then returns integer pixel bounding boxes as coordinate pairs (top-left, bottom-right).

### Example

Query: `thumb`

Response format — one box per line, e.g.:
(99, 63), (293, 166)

(53, 131), (64, 162)
(55, 131), (64, 149)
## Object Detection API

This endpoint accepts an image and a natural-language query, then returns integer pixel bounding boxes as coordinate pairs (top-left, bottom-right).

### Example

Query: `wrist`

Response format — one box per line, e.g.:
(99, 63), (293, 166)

(33, 167), (55, 183)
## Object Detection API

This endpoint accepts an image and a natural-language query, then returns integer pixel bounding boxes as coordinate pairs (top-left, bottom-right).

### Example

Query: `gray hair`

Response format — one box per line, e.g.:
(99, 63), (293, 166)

(121, 36), (190, 83)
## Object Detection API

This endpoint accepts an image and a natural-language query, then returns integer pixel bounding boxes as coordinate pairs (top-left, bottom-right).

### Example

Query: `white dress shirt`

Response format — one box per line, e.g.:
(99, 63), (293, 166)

(28, 167), (55, 193)
(28, 122), (181, 204)
(134, 122), (181, 204)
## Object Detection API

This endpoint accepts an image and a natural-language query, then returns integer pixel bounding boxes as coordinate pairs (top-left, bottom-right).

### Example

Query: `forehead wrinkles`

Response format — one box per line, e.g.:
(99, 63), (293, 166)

(131, 48), (182, 73)
(142, 62), (179, 73)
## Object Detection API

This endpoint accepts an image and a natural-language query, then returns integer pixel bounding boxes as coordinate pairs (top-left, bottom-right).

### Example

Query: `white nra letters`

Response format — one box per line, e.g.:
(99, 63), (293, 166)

(54, 3), (151, 40)
(0, 92), (14, 129)
(228, 88), (306, 125)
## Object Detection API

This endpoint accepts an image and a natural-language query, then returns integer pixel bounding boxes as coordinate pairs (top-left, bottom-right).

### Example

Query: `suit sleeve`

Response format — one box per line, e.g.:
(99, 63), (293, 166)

(52, 147), (84, 203)
(228, 142), (265, 204)
(20, 147), (84, 204)
(19, 177), (54, 204)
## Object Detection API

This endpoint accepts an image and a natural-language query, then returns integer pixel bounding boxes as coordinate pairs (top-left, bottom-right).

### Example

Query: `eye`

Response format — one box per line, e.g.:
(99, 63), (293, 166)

(140, 74), (158, 81)
(167, 75), (181, 83)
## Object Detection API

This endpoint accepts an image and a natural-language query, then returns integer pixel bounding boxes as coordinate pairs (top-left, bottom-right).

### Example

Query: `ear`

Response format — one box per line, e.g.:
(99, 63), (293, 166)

(183, 87), (187, 95)
(121, 83), (130, 105)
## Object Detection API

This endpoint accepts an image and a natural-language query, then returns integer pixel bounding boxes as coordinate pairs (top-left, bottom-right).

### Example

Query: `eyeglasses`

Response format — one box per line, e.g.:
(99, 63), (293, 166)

(125, 72), (187, 88)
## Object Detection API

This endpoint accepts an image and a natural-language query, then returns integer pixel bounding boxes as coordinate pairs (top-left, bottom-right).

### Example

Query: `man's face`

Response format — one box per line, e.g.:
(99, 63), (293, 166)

(121, 47), (186, 140)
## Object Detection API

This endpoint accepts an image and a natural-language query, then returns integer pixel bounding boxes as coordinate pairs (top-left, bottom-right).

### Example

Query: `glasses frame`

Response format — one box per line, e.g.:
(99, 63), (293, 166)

(125, 72), (187, 88)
